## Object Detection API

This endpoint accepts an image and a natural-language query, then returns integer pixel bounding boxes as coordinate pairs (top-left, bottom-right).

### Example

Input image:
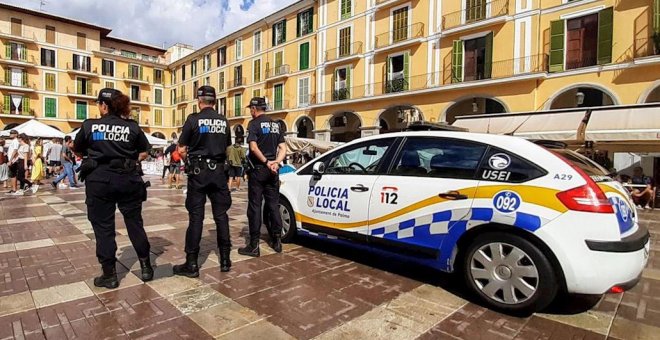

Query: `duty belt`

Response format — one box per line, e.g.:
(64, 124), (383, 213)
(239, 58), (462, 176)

(188, 157), (223, 175)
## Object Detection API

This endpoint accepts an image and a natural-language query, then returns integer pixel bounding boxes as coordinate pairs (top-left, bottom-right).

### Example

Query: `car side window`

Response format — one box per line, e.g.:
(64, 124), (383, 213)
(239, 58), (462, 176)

(325, 139), (392, 175)
(390, 137), (487, 179)
(478, 147), (546, 183)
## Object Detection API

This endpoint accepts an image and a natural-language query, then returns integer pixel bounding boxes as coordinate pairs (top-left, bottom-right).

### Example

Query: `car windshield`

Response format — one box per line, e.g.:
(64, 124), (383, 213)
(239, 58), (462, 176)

(552, 149), (610, 180)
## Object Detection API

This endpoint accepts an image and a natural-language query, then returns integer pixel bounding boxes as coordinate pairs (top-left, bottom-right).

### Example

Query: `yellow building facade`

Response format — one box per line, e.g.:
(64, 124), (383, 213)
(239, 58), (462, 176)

(1, 0), (659, 143)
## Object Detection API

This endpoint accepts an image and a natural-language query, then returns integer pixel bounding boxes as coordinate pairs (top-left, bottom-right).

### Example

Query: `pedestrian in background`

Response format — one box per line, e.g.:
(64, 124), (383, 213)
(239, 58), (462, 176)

(227, 137), (246, 191)
(0, 139), (8, 188)
(30, 138), (44, 193)
(51, 136), (78, 190)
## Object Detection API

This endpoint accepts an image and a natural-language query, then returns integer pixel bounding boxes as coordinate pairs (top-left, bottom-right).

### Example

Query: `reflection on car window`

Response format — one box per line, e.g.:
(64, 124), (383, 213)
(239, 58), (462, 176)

(326, 139), (391, 175)
(552, 149), (608, 177)
(391, 138), (487, 179)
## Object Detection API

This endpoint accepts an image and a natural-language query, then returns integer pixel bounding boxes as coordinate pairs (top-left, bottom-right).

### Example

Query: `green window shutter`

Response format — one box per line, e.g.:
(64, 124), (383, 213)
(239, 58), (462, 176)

(139, 66), (144, 80)
(77, 79), (82, 94)
(5, 43), (10, 58)
(45, 98), (55, 117)
(484, 32), (493, 78)
(403, 52), (410, 90)
(300, 43), (309, 70)
(451, 40), (463, 83)
(275, 52), (282, 68)
(549, 20), (565, 73)
(22, 70), (27, 87)
(655, 0), (660, 33)
(22, 98), (29, 114)
(4, 69), (10, 84)
(3, 95), (9, 112)
(86, 81), (91, 95)
(597, 7), (613, 65)
(346, 67), (351, 99)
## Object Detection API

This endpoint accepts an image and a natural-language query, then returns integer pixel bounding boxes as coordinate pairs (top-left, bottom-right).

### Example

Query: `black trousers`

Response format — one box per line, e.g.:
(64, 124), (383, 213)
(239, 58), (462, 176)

(247, 166), (282, 241)
(16, 160), (31, 190)
(85, 169), (150, 268)
(185, 168), (232, 254)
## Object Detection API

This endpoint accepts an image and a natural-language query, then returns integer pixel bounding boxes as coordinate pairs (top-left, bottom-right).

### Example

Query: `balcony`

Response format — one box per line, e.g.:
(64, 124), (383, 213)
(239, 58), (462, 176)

(374, 23), (424, 52)
(297, 94), (317, 108)
(448, 54), (547, 84)
(65, 86), (97, 100)
(375, 0), (406, 5)
(267, 99), (290, 112)
(227, 78), (247, 90)
(325, 42), (363, 65)
(0, 54), (36, 68)
(175, 95), (189, 105)
(0, 80), (36, 92)
(131, 96), (150, 106)
(66, 63), (98, 77)
(0, 31), (37, 44)
(122, 72), (150, 85)
(227, 106), (249, 118)
(0, 107), (35, 117)
(266, 65), (291, 82)
(442, 0), (510, 32)
(96, 46), (167, 65)
(633, 35), (660, 60)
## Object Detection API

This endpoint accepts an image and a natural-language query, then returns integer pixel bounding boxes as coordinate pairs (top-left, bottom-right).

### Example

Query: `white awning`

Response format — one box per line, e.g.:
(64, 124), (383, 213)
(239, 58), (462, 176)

(514, 111), (586, 141)
(0, 119), (65, 139)
(453, 114), (529, 135)
(586, 106), (660, 141)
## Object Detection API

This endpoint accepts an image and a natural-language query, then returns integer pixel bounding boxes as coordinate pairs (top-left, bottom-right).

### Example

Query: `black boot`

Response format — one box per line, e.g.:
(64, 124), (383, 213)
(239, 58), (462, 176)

(139, 257), (154, 282)
(237, 240), (260, 257)
(219, 248), (231, 272)
(94, 265), (119, 289)
(269, 234), (282, 253)
(173, 253), (199, 278)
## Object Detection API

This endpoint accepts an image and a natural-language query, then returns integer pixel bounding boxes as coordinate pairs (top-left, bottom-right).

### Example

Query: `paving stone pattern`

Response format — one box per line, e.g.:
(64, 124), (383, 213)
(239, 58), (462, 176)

(0, 176), (657, 339)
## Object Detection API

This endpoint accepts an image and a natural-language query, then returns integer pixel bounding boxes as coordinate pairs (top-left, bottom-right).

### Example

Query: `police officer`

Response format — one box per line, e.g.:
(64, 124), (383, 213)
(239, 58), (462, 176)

(73, 88), (152, 289)
(173, 86), (233, 276)
(238, 97), (286, 257)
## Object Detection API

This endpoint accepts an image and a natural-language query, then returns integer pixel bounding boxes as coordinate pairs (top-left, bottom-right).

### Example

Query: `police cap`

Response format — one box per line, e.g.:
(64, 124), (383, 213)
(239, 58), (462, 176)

(96, 88), (122, 105)
(196, 86), (216, 99)
(246, 97), (267, 109)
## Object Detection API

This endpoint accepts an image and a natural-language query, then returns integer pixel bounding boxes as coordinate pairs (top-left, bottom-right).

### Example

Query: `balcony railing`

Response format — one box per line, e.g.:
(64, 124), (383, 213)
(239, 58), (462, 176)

(227, 106), (249, 117)
(266, 65), (291, 79)
(66, 85), (95, 97)
(227, 78), (247, 89)
(131, 96), (150, 104)
(122, 72), (149, 83)
(325, 42), (363, 62)
(297, 94), (317, 108)
(442, 0), (509, 30)
(634, 35), (660, 59)
(66, 62), (97, 74)
(447, 54), (547, 84)
(0, 31), (37, 44)
(0, 105), (34, 116)
(175, 95), (189, 104)
(268, 99), (290, 111)
(374, 23), (424, 49)
(98, 46), (167, 65)
(0, 80), (35, 90)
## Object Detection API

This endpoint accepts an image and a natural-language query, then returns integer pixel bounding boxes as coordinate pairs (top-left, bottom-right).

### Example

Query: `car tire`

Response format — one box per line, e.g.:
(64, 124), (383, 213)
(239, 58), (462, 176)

(461, 232), (558, 314)
(279, 199), (296, 243)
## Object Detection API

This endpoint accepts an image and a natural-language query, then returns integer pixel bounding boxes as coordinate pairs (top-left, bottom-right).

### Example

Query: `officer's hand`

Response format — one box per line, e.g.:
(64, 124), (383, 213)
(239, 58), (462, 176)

(267, 161), (278, 174)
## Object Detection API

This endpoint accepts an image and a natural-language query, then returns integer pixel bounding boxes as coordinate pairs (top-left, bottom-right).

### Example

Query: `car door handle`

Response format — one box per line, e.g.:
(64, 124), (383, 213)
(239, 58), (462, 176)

(439, 191), (469, 200)
(350, 185), (369, 192)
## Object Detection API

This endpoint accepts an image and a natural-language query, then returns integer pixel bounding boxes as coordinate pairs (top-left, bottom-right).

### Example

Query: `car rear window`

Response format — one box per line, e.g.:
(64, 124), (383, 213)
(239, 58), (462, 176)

(552, 149), (609, 177)
(478, 148), (546, 183)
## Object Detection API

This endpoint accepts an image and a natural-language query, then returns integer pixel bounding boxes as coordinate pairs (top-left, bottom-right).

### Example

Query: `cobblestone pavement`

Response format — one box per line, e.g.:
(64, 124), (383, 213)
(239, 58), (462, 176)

(0, 176), (658, 339)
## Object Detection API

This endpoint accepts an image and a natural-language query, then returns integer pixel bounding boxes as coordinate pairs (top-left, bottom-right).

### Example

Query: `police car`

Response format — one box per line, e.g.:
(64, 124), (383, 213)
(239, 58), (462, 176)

(277, 131), (650, 313)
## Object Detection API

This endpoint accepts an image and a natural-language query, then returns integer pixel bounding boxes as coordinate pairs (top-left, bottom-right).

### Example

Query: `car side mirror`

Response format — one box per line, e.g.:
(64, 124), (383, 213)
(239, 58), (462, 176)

(313, 162), (325, 179)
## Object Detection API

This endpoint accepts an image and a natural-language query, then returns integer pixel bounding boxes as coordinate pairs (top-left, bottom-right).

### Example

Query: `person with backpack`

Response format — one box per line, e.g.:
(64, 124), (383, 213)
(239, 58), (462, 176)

(169, 148), (183, 189)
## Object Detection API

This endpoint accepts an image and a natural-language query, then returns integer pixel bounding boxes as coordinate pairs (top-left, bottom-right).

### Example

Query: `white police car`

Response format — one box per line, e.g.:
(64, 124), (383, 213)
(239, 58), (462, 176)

(277, 132), (650, 313)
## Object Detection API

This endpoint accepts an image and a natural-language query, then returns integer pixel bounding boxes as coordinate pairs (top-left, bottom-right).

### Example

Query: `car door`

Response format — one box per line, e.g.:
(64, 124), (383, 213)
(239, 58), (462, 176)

(296, 137), (396, 238)
(368, 137), (487, 260)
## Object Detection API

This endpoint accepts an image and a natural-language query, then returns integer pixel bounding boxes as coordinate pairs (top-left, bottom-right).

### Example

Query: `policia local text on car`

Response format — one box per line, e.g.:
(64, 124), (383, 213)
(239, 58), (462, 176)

(173, 86), (234, 276)
(73, 88), (153, 289)
(238, 97), (287, 257)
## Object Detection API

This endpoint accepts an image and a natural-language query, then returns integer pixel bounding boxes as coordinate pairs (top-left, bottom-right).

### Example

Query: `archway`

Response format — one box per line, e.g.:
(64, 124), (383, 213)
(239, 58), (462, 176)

(643, 84), (660, 103)
(548, 85), (617, 109)
(378, 105), (423, 134)
(295, 116), (314, 139)
(3, 123), (19, 130)
(444, 97), (507, 124)
(151, 132), (166, 139)
(329, 112), (361, 142)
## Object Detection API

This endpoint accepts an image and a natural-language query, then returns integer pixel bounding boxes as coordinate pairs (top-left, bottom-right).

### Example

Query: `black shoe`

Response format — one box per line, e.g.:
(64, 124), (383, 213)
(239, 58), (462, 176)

(269, 234), (282, 253)
(173, 253), (199, 278)
(139, 257), (154, 282)
(237, 241), (260, 257)
(94, 266), (119, 289)
(51, 181), (57, 189)
(219, 248), (231, 272)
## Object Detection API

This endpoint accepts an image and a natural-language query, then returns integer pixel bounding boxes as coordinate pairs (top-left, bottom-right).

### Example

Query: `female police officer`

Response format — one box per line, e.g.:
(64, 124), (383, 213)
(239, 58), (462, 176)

(73, 88), (153, 289)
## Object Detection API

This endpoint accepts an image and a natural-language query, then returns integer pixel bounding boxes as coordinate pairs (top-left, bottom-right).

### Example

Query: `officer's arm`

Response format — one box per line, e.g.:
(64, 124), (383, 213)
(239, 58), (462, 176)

(249, 141), (268, 164)
(274, 142), (286, 164)
(138, 152), (148, 162)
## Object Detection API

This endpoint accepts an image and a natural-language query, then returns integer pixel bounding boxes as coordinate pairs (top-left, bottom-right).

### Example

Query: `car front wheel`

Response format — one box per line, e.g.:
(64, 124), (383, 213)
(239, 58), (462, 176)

(462, 233), (558, 314)
(279, 199), (296, 243)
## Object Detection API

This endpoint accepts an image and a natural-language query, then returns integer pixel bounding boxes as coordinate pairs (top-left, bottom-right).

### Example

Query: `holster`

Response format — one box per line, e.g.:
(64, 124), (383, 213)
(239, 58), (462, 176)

(78, 158), (98, 182)
(141, 181), (151, 202)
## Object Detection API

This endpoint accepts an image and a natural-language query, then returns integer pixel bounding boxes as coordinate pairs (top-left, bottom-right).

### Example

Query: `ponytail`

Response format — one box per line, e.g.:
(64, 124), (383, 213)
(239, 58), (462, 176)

(108, 93), (131, 117)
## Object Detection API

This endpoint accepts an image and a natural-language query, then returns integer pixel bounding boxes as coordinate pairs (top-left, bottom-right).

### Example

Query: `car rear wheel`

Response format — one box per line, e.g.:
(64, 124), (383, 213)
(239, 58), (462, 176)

(462, 233), (558, 314)
(279, 199), (296, 243)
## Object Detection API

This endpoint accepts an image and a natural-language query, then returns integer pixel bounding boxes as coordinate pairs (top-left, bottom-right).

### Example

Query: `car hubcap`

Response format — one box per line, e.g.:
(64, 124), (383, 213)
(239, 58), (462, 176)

(470, 242), (539, 305)
(279, 204), (291, 235)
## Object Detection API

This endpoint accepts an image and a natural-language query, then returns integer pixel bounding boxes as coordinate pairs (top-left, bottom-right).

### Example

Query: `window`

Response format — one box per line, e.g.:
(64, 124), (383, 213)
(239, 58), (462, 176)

(77, 78), (91, 95)
(155, 88), (163, 105)
(253, 89), (261, 98)
(128, 64), (142, 80)
(386, 52), (409, 93)
(465, 0), (487, 23)
(218, 97), (227, 115)
(44, 97), (56, 118)
(72, 54), (91, 72)
(171, 89), (176, 105)
(298, 77), (310, 107)
(340, 0), (352, 20)
(154, 69), (163, 84)
(273, 84), (284, 110)
(253, 59), (261, 82)
(76, 101), (87, 120)
(392, 6), (410, 43)
(102, 59), (114, 77)
(452, 33), (493, 83)
(234, 66), (243, 86)
(326, 139), (392, 175)
(478, 148), (546, 183)
(193, 81), (199, 97)
(182, 65), (187, 81)
(219, 72), (225, 91)
(105, 81), (114, 89)
(272, 20), (287, 46)
(45, 73), (56, 92)
(205, 76), (210, 86)
(131, 85), (140, 101)
(192, 104), (197, 113)
(131, 107), (140, 121)
(2, 95), (29, 115)
(333, 66), (350, 100)
(40, 48), (56, 67)
(299, 42), (310, 70)
(565, 14), (599, 70)
(391, 138), (487, 179)
(191, 60), (198, 77)
(204, 54), (211, 72)
(172, 70), (177, 85)
(234, 93), (242, 117)
(338, 27), (351, 57)
(235, 39), (243, 60)
(121, 50), (137, 58)
(297, 8), (314, 37)
(217, 46), (226, 66)
(154, 109), (163, 126)
(254, 31), (262, 53)
(10, 18), (21, 36)
(6, 42), (26, 61)
(76, 32), (86, 50)
(45, 25), (55, 44)
(5, 69), (27, 87)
